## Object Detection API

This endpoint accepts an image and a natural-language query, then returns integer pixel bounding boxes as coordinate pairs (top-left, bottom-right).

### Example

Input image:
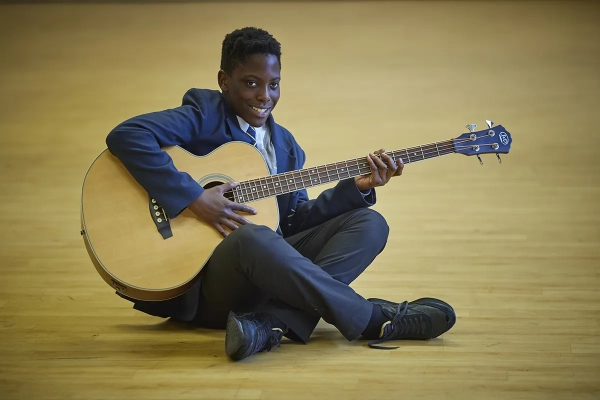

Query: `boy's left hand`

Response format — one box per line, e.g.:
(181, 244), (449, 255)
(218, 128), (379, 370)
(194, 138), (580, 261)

(354, 149), (404, 191)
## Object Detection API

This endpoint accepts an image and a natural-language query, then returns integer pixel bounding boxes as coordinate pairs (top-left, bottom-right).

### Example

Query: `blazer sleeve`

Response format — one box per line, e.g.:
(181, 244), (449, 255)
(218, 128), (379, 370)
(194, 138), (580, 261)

(288, 145), (376, 233)
(105, 91), (210, 218)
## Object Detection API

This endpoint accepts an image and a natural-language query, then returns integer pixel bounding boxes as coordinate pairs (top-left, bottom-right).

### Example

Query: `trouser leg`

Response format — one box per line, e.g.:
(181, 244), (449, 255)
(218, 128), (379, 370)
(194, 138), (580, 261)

(200, 208), (389, 341)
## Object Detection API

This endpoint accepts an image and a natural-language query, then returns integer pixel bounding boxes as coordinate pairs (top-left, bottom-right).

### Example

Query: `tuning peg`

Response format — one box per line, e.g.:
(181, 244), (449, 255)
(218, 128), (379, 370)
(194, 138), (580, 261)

(466, 124), (477, 133)
(477, 154), (483, 165)
(496, 153), (502, 163)
(486, 120), (494, 129)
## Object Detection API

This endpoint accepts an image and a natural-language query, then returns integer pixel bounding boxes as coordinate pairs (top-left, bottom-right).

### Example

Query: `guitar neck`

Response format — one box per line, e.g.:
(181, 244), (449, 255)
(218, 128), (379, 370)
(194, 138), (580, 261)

(230, 138), (456, 203)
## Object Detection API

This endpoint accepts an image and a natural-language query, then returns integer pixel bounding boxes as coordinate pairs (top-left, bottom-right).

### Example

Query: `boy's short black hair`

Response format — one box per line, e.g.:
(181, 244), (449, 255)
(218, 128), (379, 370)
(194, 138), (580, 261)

(220, 27), (281, 75)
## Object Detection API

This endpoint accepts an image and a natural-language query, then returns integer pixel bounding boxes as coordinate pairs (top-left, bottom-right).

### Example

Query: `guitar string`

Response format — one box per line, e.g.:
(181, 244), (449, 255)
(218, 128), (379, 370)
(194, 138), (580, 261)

(229, 147), (488, 203)
(230, 150), (453, 203)
(232, 138), (458, 195)
(229, 136), (501, 202)
(230, 140), (495, 203)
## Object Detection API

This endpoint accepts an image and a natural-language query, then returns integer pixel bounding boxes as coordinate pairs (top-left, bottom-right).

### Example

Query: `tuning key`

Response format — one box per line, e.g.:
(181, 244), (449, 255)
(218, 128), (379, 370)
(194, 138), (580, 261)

(466, 124), (477, 133)
(477, 154), (483, 165)
(486, 120), (494, 129)
(496, 153), (502, 163)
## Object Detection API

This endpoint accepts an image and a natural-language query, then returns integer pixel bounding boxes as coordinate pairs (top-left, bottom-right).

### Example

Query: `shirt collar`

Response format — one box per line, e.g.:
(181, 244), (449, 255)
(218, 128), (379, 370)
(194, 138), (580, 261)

(236, 116), (250, 133)
(236, 116), (266, 133)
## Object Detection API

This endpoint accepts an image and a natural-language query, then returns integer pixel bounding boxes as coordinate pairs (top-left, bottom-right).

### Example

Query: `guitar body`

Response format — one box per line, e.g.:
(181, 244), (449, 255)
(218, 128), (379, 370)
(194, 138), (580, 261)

(81, 142), (279, 301)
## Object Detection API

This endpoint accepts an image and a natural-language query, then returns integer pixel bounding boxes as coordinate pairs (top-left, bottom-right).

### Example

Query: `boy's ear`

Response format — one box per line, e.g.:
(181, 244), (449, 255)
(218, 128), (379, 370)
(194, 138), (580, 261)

(217, 70), (228, 91)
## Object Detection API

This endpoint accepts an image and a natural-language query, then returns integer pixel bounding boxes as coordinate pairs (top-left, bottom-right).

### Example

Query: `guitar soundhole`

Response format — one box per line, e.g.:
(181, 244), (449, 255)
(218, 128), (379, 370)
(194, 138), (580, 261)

(203, 181), (235, 202)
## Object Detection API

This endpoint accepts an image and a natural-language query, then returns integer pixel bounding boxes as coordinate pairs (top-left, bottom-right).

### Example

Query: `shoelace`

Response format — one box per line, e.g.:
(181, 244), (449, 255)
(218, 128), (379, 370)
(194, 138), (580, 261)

(251, 327), (284, 355)
(367, 301), (426, 350)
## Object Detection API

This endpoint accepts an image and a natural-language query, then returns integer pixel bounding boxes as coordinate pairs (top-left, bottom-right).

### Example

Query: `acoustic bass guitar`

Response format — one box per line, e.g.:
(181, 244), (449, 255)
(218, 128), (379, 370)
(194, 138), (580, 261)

(80, 121), (512, 301)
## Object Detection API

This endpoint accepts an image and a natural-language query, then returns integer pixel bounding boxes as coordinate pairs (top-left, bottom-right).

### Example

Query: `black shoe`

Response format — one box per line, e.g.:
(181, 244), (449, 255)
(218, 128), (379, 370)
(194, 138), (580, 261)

(367, 297), (456, 349)
(225, 311), (286, 361)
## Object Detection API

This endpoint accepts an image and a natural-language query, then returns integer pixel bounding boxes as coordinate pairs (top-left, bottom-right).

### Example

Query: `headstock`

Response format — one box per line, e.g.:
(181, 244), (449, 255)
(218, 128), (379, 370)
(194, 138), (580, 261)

(453, 121), (512, 164)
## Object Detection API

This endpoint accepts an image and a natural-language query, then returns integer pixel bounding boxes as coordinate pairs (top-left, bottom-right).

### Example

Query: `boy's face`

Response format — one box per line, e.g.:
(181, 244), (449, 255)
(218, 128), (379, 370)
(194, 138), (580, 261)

(219, 53), (281, 128)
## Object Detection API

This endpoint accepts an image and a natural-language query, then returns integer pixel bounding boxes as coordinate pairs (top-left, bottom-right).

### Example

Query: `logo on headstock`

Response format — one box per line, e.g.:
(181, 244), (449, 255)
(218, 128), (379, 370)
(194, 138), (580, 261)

(499, 132), (509, 145)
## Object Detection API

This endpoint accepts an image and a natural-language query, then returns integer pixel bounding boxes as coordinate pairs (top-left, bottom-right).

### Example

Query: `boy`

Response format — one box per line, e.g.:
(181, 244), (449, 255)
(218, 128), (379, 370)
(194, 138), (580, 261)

(107, 27), (455, 361)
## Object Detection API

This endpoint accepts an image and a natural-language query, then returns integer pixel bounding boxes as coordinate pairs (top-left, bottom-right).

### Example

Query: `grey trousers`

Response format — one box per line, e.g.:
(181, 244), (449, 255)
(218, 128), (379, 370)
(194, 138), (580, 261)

(195, 208), (390, 343)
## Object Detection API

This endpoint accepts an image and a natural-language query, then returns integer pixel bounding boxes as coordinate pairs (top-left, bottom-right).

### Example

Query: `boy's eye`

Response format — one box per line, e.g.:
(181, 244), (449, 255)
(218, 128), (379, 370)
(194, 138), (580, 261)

(246, 81), (257, 87)
(270, 82), (279, 89)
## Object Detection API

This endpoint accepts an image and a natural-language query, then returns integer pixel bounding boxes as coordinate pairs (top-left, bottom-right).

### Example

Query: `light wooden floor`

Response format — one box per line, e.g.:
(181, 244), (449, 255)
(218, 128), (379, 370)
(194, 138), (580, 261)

(1, 1), (599, 399)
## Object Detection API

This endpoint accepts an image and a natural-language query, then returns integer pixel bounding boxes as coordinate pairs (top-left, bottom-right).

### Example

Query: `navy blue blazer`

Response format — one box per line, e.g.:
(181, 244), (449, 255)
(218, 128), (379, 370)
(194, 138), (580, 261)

(106, 88), (376, 238)
(106, 89), (377, 321)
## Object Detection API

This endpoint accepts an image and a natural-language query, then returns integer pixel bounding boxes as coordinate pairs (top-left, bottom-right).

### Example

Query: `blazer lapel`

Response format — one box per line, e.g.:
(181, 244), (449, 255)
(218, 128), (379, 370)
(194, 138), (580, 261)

(267, 115), (296, 174)
(222, 93), (256, 145)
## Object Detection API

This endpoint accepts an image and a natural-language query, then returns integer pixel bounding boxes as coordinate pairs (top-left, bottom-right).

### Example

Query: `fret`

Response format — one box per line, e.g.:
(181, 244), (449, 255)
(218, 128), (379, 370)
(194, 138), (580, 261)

(241, 182), (250, 202)
(276, 174), (285, 194)
(237, 183), (244, 202)
(435, 142), (441, 157)
(298, 170), (306, 188)
(340, 161), (349, 179)
(310, 167), (319, 186)
(249, 181), (257, 200)
(272, 175), (281, 195)
(428, 144), (438, 159)
(275, 175), (283, 194)
(300, 169), (310, 188)
(296, 169), (306, 189)
(405, 149), (411, 163)
(263, 176), (272, 197)
(283, 173), (293, 193)
(325, 164), (332, 182)
(265, 177), (273, 196)
(420, 145), (429, 160)
(410, 148), (420, 160)
(322, 165), (330, 182)
(358, 157), (367, 175)
(322, 164), (332, 184)
(262, 177), (270, 197)
(314, 167), (323, 185)
(387, 151), (397, 165)
(283, 176), (289, 194)
(242, 185), (249, 202)
(289, 171), (299, 192)
(397, 150), (406, 163)
(316, 165), (325, 185)
(293, 170), (301, 188)
(260, 178), (268, 198)
(250, 179), (259, 200)
(388, 150), (396, 161)
(317, 166), (327, 184)
(253, 181), (261, 200)
(396, 151), (404, 163)
(251, 179), (260, 200)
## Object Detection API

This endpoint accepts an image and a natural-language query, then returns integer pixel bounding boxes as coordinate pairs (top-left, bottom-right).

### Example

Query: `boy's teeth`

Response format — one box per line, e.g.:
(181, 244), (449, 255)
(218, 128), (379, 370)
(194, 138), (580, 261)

(251, 106), (267, 112)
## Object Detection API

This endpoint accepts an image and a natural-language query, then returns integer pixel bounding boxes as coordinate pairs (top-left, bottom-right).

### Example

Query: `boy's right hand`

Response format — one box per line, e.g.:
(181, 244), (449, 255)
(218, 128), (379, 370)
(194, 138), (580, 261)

(188, 182), (257, 237)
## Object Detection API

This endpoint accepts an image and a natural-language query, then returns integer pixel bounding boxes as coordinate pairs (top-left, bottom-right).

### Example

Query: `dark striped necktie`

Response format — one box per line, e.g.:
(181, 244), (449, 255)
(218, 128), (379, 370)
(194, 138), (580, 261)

(246, 126), (257, 146)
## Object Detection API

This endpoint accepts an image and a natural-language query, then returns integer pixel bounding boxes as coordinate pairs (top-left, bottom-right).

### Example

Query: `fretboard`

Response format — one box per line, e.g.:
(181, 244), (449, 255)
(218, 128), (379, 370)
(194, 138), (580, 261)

(230, 138), (456, 203)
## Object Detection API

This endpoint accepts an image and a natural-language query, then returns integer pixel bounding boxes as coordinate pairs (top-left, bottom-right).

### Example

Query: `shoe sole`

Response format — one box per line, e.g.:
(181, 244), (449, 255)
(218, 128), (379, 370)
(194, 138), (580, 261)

(225, 311), (252, 361)
(368, 297), (456, 334)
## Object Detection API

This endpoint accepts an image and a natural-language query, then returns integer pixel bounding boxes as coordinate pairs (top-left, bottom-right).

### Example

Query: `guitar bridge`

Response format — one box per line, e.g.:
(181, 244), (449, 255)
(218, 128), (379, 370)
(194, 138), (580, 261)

(149, 198), (173, 239)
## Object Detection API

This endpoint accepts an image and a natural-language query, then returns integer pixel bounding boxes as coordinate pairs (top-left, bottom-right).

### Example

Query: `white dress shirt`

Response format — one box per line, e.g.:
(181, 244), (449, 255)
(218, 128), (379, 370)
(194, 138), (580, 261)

(236, 116), (277, 175)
